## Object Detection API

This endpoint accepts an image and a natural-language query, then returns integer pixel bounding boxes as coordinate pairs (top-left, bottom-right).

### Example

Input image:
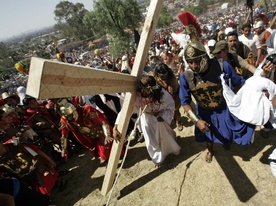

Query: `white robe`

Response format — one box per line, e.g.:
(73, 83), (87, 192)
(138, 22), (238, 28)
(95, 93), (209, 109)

(116, 89), (181, 165)
(221, 74), (276, 127)
(133, 89), (181, 165)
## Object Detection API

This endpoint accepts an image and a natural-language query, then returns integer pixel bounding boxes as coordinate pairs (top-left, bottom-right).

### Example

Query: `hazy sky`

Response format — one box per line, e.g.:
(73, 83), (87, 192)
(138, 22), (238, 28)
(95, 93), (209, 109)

(0, 0), (94, 40)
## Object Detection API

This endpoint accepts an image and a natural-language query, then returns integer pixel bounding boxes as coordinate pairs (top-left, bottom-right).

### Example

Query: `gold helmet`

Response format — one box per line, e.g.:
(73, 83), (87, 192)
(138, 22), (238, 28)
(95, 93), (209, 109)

(2, 104), (15, 114)
(178, 11), (207, 60)
(184, 42), (207, 60)
(59, 101), (78, 120)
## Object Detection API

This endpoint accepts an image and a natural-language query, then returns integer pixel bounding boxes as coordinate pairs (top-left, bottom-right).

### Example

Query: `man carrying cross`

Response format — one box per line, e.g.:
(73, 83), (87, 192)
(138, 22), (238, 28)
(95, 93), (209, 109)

(26, 0), (164, 195)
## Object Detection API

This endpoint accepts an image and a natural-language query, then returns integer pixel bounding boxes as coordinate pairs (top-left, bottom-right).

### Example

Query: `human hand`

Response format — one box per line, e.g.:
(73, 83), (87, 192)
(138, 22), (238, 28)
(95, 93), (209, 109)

(112, 126), (121, 142)
(262, 61), (275, 74)
(104, 135), (114, 145)
(196, 120), (210, 133)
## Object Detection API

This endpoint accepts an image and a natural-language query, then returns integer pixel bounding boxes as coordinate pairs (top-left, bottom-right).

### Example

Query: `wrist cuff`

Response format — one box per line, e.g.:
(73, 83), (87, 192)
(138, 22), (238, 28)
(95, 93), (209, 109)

(187, 110), (199, 124)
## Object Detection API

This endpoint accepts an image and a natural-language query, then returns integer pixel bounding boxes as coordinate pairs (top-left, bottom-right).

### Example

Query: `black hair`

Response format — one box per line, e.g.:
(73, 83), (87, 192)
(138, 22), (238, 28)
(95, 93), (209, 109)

(227, 31), (238, 39)
(22, 96), (36, 106)
(153, 63), (174, 79)
(121, 69), (130, 74)
(137, 76), (163, 103)
(241, 23), (252, 30)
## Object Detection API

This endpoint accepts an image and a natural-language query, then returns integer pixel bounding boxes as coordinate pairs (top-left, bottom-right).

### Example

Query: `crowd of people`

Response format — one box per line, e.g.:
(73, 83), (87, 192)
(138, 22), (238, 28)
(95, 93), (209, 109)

(1, 1), (276, 205)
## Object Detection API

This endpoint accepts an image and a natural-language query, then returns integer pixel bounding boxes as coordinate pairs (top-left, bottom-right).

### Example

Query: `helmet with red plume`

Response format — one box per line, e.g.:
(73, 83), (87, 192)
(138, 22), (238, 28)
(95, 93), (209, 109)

(258, 13), (269, 25)
(178, 11), (206, 60)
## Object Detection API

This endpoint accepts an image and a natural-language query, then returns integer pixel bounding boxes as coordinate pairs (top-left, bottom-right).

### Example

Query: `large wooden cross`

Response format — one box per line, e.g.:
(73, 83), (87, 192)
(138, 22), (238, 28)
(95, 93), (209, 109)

(26, 0), (164, 196)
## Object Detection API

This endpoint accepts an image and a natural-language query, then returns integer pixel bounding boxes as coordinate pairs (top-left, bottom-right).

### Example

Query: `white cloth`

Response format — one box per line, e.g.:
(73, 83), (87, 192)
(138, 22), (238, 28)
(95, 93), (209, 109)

(134, 89), (181, 164)
(121, 55), (131, 73)
(99, 93), (124, 114)
(22, 128), (38, 140)
(82, 95), (97, 108)
(17, 86), (26, 105)
(139, 115), (180, 164)
(221, 75), (276, 126)
(116, 89), (181, 164)
(267, 30), (276, 53)
(239, 33), (259, 58)
(225, 27), (234, 35)
(268, 148), (276, 177)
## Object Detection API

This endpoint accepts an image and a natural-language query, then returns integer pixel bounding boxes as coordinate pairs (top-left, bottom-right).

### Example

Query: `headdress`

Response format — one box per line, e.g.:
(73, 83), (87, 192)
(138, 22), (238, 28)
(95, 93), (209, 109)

(178, 11), (206, 60)
(2, 92), (20, 104)
(60, 103), (76, 116)
(58, 98), (78, 120)
(2, 104), (15, 114)
(258, 13), (269, 25)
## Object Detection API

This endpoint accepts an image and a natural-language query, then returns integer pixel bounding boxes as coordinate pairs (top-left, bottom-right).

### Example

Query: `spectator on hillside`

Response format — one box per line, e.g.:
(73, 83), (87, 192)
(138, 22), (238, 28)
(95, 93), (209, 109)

(239, 23), (259, 60)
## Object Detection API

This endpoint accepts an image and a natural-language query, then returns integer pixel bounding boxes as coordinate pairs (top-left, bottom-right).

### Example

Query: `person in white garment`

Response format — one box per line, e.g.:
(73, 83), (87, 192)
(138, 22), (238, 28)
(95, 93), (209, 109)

(238, 23), (259, 61)
(220, 51), (276, 130)
(113, 75), (181, 166)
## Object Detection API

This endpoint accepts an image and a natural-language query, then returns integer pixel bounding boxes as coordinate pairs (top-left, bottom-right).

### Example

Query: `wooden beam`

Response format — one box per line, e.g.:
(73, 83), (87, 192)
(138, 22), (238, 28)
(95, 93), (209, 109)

(26, 57), (137, 99)
(101, 0), (164, 196)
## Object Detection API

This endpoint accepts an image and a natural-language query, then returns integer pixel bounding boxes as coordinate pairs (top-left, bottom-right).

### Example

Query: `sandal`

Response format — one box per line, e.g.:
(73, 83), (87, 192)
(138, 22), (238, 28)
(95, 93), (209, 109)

(205, 152), (213, 163)
(154, 162), (163, 168)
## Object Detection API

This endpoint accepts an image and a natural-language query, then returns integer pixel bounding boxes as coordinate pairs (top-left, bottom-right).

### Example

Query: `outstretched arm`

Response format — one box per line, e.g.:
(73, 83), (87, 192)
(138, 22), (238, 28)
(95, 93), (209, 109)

(183, 105), (210, 133)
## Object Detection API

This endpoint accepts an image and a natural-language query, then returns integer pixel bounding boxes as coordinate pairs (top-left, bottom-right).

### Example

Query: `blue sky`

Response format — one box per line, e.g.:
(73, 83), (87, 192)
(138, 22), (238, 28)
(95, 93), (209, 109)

(0, 0), (94, 40)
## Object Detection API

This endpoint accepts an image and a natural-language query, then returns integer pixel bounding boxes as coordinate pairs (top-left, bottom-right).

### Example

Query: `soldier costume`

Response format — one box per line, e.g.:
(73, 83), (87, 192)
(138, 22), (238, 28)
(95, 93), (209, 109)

(178, 11), (255, 163)
(59, 101), (116, 160)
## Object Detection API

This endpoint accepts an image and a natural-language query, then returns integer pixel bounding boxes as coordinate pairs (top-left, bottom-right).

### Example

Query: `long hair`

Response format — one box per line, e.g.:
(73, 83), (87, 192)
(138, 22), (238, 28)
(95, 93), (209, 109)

(153, 63), (174, 79)
(137, 76), (163, 103)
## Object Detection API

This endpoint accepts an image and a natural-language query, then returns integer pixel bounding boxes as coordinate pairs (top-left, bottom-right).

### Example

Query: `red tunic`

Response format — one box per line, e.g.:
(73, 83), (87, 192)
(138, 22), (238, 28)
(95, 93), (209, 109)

(60, 106), (113, 160)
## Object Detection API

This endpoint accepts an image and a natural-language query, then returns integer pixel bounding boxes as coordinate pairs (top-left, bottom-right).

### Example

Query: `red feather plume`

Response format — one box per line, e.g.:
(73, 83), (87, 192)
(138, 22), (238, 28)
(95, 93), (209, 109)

(258, 13), (269, 25)
(178, 11), (202, 37)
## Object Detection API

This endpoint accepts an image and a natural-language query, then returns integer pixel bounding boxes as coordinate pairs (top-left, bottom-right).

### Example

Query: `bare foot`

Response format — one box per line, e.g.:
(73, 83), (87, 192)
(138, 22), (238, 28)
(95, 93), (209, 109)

(205, 152), (213, 163)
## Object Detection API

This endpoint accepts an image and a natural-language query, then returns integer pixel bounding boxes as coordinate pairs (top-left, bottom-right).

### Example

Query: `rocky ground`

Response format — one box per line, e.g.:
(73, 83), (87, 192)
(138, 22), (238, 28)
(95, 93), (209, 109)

(51, 111), (276, 206)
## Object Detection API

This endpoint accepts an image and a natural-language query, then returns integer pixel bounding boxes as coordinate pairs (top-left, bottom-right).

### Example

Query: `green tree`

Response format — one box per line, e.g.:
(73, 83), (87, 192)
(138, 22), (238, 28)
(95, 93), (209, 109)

(157, 6), (174, 28)
(83, 11), (105, 39)
(0, 42), (15, 73)
(54, 1), (91, 40)
(94, 0), (142, 37)
(92, 0), (143, 57)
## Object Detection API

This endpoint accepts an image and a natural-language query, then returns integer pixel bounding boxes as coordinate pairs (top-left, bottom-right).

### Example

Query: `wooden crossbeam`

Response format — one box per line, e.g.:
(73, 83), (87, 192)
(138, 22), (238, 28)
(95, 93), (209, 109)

(26, 58), (137, 99)
(26, 0), (164, 197)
